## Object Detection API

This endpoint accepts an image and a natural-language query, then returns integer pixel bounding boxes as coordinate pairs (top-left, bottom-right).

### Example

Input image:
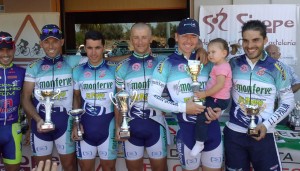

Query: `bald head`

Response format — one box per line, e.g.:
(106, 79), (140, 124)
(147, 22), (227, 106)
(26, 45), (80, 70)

(265, 44), (281, 60)
(130, 23), (152, 36)
(130, 23), (152, 54)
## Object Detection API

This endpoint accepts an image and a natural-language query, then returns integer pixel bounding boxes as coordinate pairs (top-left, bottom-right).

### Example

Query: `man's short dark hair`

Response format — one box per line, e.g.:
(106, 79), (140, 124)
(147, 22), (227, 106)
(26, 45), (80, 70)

(242, 20), (267, 39)
(84, 31), (105, 46)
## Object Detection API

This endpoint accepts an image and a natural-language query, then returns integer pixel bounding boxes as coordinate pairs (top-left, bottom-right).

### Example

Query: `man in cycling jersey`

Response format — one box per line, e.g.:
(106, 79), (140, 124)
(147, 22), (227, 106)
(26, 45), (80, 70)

(224, 20), (295, 171)
(22, 24), (80, 171)
(0, 31), (26, 171)
(72, 30), (118, 171)
(115, 23), (169, 171)
(148, 18), (223, 171)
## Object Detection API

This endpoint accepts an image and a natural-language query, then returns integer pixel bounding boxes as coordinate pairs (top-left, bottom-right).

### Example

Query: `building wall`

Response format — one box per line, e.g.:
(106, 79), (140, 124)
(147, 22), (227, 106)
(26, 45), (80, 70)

(3, 0), (60, 12)
(64, 0), (186, 12)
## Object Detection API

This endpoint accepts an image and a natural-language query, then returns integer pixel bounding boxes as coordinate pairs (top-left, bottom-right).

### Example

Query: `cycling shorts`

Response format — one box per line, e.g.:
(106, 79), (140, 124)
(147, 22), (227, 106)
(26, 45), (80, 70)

(31, 115), (75, 156)
(0, 123), (22, 164)
(76, 118), (117, 160)
(123, 118), (168, 160)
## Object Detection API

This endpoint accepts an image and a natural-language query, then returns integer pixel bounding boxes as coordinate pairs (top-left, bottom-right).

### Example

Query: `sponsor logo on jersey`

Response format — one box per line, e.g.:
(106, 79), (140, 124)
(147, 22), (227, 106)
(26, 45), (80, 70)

(115, 58), (130, 72)
(132, 63), (141, 71)
(7, 75), (17, 79)
(29, 58), (42, 68)
(42, 65), (50, 71)
(83, 82), (114, 90)
(157, 60), (165, 74)
(57, 61), (63, 69)
(130, 79), (151, 90)
(178, 63), (185, 72)
(256, 67), (266, 76)
(39, 77), (72, 89)
(99, 70), (106, 78)
(84, 71), (92, 78)
(234, 83), (272, 95)
(275, 62), (286, 80)
(147, 59), (153, 68)
(240, 64), (249, 72)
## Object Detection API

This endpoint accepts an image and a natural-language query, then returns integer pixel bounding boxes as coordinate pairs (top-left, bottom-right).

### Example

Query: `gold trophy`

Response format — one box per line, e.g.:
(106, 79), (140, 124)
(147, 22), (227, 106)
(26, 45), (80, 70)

(186, 60), (204, 105)
(109, 85), (137, 139)
(35, 89), (61, 130)
(68, 109), (85, 140)
(240, 102), (266, 137)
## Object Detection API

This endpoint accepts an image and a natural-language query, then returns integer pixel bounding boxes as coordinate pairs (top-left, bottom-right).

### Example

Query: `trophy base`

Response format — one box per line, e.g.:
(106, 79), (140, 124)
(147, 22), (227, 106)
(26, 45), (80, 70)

(41, 123), (55, 130)
(194, 101), (203, 106)
(119, 131), (130, 139)
(290, 125), (300, 131)
(247, 129), (260, 137)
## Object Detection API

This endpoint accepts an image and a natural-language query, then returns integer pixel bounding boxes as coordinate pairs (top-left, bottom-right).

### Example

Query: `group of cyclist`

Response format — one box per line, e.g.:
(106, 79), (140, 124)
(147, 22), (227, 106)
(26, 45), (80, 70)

(0, 17), (295, 171)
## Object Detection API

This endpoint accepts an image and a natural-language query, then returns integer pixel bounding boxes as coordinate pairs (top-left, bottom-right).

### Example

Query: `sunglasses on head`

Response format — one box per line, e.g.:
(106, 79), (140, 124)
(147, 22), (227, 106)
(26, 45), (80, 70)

(41, 28), (61, 35)
(0, 36), (13, 44)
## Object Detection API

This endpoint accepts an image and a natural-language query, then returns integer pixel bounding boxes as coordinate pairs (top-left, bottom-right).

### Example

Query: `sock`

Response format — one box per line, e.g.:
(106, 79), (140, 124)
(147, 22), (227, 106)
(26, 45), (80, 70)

(190, 141), (204, 157)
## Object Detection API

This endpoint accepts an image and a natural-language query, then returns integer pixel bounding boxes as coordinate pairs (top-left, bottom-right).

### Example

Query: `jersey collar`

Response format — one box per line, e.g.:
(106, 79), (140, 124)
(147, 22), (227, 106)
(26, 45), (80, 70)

(0, 62), (13, 69)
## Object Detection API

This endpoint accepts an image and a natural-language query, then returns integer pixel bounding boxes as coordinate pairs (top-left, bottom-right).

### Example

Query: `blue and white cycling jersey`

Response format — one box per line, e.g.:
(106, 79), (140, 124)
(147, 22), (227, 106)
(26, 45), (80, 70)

(25, 55), (82, 113)
(0, 63), (25, 125)
(148, 51), (213, 123)
(73, 60), (117, 147)
(227, 54), (295, 133)
(115, 53), (167, 123)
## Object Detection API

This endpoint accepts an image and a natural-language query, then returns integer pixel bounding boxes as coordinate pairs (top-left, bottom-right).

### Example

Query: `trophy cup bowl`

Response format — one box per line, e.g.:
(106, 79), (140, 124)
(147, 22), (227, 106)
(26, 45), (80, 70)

(109, 87), (137, 140)
(245, 104), (261, 137)
(187, 60), (204, 105)
(35, 89), (61, 130)
(68, 109), (85, 140)
(290, 101), (300, 131)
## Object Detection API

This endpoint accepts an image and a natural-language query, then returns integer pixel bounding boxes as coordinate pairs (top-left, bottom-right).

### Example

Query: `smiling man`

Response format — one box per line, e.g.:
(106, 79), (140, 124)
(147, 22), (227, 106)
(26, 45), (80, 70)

(22, 24), (79, 171)
(224, 20), (295, 171)
(0, 31), (25, 171)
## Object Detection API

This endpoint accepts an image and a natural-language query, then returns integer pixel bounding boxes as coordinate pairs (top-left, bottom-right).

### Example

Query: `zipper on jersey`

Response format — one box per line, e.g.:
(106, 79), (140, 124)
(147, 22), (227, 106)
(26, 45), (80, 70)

(142, 57), (146, 119)
(4, 68), (7, 125)
(94, 68), (96, 114)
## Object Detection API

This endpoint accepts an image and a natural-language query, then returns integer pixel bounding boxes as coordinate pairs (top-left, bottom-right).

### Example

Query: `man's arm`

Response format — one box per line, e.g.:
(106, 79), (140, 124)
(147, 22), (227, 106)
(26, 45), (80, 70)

(292, 83), (300, 93)
(71, 89), (83, 141)
(114, 88), (122, 141)
(72, 90), (81, 109)
(21, 81), (44, 133)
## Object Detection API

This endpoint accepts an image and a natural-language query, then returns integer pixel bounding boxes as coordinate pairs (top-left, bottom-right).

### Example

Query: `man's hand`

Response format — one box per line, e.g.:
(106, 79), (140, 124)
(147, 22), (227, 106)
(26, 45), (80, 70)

(115, 127), (127, 142)
(252, 124), (267, 141)
(36, 119), (54, 133)
(186, 100), (206, 115)
(196, 48), (208, 65)
(32, 160), (58, 171)
(23, 130), (31, 146)
(205, 107), (221, 124)
(71, 123), (84, 141)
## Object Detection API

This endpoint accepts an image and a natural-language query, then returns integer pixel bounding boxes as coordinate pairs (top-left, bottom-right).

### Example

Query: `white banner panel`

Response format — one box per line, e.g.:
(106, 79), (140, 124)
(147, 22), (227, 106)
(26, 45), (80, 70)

(0, 12), (60, 67)
(199, 4), (298, 65)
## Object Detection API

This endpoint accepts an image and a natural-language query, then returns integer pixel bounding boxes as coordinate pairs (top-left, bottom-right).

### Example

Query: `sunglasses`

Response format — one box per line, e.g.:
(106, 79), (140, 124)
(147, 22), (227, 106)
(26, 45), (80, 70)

(0, 36), (13, 44)
(41, 28), (61, 35)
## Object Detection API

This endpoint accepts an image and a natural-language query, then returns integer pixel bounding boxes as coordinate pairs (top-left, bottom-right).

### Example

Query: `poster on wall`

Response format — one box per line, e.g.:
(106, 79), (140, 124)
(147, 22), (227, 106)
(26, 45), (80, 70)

(0, 12), (60, 67)
(199, 4), (298, 65)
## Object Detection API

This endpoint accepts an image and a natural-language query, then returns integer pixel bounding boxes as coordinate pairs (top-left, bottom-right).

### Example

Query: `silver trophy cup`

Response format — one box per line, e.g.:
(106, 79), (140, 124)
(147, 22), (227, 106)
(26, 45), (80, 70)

(109, 86), (137, 139)
(35, 89), (61, 130)
(68, 109), (85, 140)
(289, 101), (300, 131)
(240, 103), (266, 137)
(186, 60), (204, 105)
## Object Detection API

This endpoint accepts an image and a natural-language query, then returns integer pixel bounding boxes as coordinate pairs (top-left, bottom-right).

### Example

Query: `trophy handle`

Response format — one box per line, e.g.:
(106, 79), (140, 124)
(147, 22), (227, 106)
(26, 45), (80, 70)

(109, 92), (118, 107)
(130, 90), (138, 108)
(52, 89), (61, 100)
(35, 90), (44, 100)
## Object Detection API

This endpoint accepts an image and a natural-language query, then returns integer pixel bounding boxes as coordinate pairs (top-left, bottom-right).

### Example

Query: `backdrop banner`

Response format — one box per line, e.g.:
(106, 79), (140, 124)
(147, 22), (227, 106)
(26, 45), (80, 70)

(199, 4), (298, 65)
